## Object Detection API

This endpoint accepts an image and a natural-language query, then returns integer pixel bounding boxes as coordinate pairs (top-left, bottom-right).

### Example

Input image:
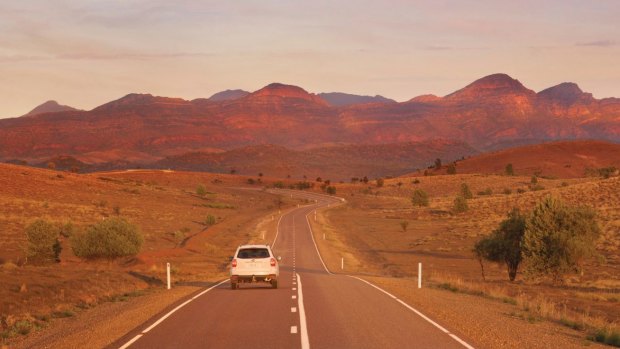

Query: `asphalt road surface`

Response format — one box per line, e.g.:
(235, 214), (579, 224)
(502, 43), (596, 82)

(111, 190), (475, 349)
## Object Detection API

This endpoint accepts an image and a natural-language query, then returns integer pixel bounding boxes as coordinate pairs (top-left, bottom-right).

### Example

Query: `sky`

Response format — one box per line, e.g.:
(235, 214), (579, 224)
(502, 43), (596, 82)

(1, 0), (619, 117)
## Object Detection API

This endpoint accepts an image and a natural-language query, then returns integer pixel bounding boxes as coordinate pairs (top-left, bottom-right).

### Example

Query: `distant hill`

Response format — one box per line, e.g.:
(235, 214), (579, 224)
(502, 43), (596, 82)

(442, 140), (620, 178)
(153, 140), (478, 180)
(318, 92), (395, 107)
(24, 100), (78, 116)
(0, 73), (619, 171)
(208, 89), (250, 101)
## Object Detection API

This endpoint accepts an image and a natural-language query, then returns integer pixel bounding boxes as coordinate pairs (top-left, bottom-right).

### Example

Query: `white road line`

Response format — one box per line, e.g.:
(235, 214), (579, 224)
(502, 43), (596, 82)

(271, 213), (286, 249)
(305, 210), (331, 274)
(348, 276), (475, 349)
(118, 334), (142, 349)
(291, 307), (297, 313)
(292, 287), (297, 291)
(118, 279), (228, 348)
(292, 295), (297, 299)
(296, 273), (310, 349)
(291, 326), (298, 334)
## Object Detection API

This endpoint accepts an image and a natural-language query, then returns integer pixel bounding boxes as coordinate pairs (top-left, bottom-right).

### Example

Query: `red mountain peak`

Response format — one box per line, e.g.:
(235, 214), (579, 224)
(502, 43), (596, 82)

(248, 83), (328, 105)
(24, 100), (78, 117)
(538, 82), (594, 105)
(446, 73), (535, 100)
(93, 93), (191, 111)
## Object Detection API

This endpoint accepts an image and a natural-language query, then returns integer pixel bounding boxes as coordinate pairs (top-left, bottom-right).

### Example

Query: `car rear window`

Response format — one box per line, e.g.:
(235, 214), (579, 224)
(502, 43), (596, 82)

(237, 248), (270, 259)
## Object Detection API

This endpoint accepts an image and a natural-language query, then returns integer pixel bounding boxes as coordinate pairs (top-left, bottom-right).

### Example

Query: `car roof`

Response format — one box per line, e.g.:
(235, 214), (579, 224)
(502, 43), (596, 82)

(237, 244), (271, 249)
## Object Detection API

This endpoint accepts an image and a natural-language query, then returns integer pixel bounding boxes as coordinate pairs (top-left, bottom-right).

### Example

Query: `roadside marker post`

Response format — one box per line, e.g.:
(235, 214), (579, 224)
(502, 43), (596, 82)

(341, 257), (344, 270)
(323, 233), (325, 240)
(418, 263), (422, 289)
(167, 263), (171, 290)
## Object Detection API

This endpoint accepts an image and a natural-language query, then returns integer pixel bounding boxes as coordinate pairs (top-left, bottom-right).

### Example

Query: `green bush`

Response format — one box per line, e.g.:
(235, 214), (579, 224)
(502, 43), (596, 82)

(400, 221), (409, 232)
(453, 195), (468, 213)
(376, 178), (384, 188)
(25, 219), (61, 264)
(522, 196), (601, 282)
(474, 208), (526, 281)
(477, 188), (493, 196)
(503, 188), (512, 195)
(71, 217), (142, 259)
(505, 163), (515, 176)
(204, 214), (217, 226)
(460, 183), (473, 199)
(326, 186), (337, 195)
(411, 189), (429, 207)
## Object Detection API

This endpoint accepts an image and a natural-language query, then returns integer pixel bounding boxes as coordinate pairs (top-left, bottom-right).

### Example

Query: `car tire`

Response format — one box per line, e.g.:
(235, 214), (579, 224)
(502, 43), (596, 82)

(271, 280), (278, 289)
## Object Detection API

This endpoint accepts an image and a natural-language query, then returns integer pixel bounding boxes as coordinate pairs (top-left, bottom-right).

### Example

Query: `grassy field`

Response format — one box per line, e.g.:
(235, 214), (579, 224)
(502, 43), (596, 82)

(309, 173), (620, 345)
(0, 164), (302, 342)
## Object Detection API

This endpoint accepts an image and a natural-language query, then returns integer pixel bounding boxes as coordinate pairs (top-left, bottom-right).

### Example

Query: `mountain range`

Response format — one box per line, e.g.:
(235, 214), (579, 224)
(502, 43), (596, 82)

(1, 73), (618, 178)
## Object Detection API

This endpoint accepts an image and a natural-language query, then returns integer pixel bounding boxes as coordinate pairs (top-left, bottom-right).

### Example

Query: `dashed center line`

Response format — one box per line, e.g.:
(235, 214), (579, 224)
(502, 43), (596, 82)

(291, 307), (297, 313)
(291, 326), (298, 334)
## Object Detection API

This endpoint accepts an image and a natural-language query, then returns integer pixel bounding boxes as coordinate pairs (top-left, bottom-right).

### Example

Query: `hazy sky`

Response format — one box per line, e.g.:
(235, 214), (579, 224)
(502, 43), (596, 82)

(1, 0), (619, 117)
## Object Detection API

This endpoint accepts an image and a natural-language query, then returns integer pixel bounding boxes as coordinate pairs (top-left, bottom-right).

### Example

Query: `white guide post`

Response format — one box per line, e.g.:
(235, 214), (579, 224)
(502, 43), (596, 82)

(418, 263), (422, 289)
(167, 262), (171, 290)
(341, 257), (344, 270)
(314, 211), (317, 221)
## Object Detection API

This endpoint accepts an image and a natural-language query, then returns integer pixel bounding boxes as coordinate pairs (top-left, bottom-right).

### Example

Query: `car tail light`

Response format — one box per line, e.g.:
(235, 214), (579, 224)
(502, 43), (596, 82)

(270, 258), (276, 267)
(232, 259), (237, 268)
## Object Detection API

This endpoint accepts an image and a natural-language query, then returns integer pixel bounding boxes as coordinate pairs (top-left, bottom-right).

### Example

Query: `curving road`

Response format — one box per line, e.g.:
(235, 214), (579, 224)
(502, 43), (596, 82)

(110, 190), (475, 349)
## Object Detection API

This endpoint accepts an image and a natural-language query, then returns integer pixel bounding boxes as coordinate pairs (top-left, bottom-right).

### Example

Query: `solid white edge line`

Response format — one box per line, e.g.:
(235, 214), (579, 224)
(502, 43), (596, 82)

(305, 210), (331, 274)
(118, 279), (228, 348)
(271, 212), (285, 249)
(296, 273), (310, 349)
(118, 334), (142, 349)
(348, 276), (475, 349)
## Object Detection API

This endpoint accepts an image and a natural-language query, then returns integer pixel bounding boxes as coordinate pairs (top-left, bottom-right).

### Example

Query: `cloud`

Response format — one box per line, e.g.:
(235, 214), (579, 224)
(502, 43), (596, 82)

(576, 40), (616, 47)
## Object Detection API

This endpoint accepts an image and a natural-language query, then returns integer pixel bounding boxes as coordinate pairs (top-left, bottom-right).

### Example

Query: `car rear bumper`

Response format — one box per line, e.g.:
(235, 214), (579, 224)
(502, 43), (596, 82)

(231, 274), (277, 283)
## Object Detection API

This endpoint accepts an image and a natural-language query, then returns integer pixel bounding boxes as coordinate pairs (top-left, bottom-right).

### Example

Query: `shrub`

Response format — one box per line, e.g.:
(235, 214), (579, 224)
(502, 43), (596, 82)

(204, 214), (217, 226)
(376, 178), (384, 188)
(411, 189), (429, 207)
(71, 217), (142, 259)
(400, 221), (409, 232)
(196, 184), (207, 197)
(453, 195), (468, 213)
(247, 178), (256, 185)
(434, 158), (442, 170)
(447, 163), (456, 174)
(477, 188), (493, 196)
(503, 188), (512, 195)
(25, 219), (61, 264)
(517, 188), (527, 194)
(522, 196), (601, 282)
(460, 183), (473, 199)
(505, 163), (515, 176)
(412, 179), (420, 184)
(326, 186), (336, 195)
(474, 208), (526, 281)
(273, 181), (284, 189)
(531, 175), (538, 184)
(530, 184), (545, 191)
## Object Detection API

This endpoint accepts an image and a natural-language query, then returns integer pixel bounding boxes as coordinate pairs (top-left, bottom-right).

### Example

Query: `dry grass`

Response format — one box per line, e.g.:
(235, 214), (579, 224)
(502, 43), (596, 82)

(0, 164), (306, 343)
(312, 173), (620, 344)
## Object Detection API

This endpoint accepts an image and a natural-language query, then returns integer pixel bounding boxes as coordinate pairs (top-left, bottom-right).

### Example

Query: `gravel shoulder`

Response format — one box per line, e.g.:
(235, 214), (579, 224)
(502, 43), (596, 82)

(7, 285), (206, 349)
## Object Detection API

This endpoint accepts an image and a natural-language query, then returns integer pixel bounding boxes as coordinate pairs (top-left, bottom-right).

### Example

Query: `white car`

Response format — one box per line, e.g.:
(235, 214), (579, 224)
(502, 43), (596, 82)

(230, 244), (281, 289)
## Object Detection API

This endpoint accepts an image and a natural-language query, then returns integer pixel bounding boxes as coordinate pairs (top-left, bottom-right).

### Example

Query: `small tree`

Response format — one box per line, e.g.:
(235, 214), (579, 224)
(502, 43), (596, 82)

(196, 184), (207, 197)
(447, 163), (456, 175)
(326, 186), (336, 195)
(460, 183), (473, 199)
(316, 177), (322, 182)
(522, 197), (601, 282)
(531, 175), (538, 184)
(505, 164), (514, 176)
(376, 178), (384, 188)
(400, 221), (409, 232)
(72, 217), (142, 259)
(411, 189), (429, 207)
(25, 219), (61, 264)
(474, 208), (526, 281)
(453, 195), (468, 213)
(434, 158), (442, 170)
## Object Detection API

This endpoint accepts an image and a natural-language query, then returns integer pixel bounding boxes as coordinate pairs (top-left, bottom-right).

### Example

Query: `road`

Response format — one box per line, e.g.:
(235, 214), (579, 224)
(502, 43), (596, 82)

(111, 190), (474, 349)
